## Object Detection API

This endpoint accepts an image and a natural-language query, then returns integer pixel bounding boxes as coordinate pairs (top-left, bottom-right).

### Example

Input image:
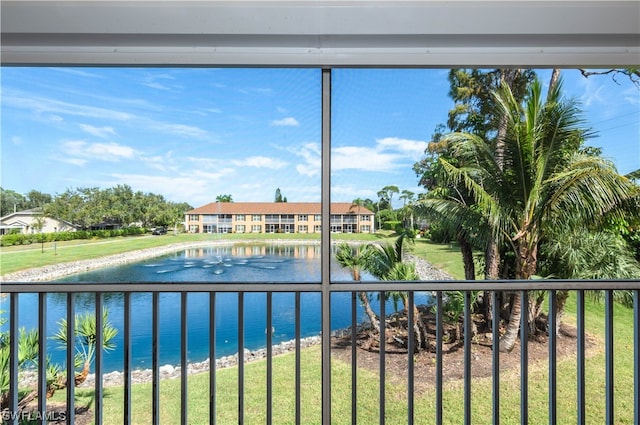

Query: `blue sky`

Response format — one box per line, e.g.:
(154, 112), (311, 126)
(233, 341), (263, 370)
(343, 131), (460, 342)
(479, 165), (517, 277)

(1, 68), (638, 209)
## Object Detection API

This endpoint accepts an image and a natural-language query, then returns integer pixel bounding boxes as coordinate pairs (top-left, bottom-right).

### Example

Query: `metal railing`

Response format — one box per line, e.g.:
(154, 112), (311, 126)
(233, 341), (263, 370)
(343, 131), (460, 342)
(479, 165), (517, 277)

(1, 280), (639, 424)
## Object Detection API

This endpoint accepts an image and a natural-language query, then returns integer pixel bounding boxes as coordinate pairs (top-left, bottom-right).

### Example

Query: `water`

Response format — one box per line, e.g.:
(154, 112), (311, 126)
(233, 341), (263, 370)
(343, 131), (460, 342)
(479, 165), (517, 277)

(2, 244), (432, 372)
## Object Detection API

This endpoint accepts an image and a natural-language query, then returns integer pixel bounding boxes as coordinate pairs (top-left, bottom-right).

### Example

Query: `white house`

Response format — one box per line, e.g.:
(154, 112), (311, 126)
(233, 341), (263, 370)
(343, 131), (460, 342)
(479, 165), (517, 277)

(0, 208), (78, 235)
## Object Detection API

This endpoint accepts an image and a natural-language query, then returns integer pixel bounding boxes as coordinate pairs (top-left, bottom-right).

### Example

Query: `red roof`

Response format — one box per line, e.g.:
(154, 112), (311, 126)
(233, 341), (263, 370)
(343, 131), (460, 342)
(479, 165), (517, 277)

(186, 202), (373, 215)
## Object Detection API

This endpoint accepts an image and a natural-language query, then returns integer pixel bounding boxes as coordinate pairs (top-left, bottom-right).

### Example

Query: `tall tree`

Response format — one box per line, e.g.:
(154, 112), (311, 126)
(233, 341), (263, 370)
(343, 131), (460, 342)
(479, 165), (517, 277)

(380, 185), (399, 210)
(274, 188), (287, 202)
(0, 188), (26, 216)
(334, 243), (380, 334)
(428, 79), (638, 351)
(216, 194), (233, 202)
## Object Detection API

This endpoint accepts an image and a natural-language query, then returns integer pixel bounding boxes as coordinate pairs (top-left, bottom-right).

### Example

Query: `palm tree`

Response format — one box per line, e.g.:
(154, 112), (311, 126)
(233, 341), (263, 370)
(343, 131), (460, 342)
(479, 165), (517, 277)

(216, 194), (233, 202)
(364, 234), (428, 349)
(52, 310), (118, 386)
(430, 79), (639, 351)
(334, 243), (380, 333)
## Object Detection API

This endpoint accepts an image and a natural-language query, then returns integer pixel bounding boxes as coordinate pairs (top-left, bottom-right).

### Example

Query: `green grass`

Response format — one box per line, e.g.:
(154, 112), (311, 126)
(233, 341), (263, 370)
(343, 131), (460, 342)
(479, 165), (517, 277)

(50, 295), (636, 424)
(0, 232), (392, 276)
(408, 238), (468, 279)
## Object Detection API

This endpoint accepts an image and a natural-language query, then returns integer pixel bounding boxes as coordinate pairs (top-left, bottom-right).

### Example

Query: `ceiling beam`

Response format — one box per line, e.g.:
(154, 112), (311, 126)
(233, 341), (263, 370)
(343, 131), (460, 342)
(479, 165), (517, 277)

(2, 1), (639, 66)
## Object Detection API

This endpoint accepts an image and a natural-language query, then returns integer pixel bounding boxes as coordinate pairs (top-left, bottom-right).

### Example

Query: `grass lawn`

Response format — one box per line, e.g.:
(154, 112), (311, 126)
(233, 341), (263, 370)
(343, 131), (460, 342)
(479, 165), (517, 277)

(50, 294), (635, 424)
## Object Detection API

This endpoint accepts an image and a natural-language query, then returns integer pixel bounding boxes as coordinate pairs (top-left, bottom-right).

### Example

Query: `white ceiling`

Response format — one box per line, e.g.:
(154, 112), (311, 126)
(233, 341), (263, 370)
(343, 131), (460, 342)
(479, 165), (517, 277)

(2, 1), (639, 66)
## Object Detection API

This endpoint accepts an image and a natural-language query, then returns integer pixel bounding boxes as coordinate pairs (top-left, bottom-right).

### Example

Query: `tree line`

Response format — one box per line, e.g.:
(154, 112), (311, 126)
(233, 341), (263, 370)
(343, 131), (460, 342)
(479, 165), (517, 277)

(1, 185), (191, 230)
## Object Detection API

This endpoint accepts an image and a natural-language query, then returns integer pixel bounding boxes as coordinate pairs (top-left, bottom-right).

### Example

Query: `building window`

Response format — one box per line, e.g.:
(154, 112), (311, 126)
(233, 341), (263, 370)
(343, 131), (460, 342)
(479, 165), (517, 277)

(252, 214), (262, 221)
(189, 225), (199, 233)
(314, 225), (322, 233)
(251, 225), (262, 233)
(298, 214), (308, 221)
(236, 225), (245, 233)
(361, 225), (371, 233)
(362, 215), (370, 221)
(188, 214), (199, 221)
(298, 225), (308, 233)
(314, 214), (322, 221)
(236, 214), (245, 222)
(265, 214), (279, 224)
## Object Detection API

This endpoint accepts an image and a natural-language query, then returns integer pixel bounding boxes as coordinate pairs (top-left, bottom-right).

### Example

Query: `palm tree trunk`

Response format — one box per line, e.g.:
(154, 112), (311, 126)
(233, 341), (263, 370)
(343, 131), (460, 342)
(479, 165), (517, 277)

(359, 291), (380, 333)
(499, 291), (522, 352)
(459, 236), (476, 280)
(555, 290), (570, 336)
(483, 238), (500, 326)
(484, 239), (500, 280)
(547, 68), (561, 99)
(500, 241), (537, 352)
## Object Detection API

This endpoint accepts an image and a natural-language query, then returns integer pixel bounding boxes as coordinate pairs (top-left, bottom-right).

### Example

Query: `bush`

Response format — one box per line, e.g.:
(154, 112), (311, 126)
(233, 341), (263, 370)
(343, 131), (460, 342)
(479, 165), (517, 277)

(383, 220), (401, 231)
(428, 222), (453, 243)
(0, 227), (148, 246)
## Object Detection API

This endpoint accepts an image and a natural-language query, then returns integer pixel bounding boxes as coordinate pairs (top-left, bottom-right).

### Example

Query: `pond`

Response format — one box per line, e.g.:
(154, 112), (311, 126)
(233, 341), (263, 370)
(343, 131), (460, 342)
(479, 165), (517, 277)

(3, 244), (432, 372)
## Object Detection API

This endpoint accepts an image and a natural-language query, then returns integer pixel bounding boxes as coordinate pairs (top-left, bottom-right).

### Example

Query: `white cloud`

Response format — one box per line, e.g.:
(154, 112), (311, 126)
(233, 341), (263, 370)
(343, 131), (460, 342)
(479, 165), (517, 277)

(288, 142), (321, 177)
(148, 122), (210, 139)
(271, 117), (300, 127)
(58, 157), (88, 166)
(376, 137), (429, 159)
(333, 146), (400, 171)
(79, 124), (117, 139)
(62, 140), (136, 162)
(332, 137), (428, 172)
(232, 156), (288, 169)
(3, 92), (133, 121)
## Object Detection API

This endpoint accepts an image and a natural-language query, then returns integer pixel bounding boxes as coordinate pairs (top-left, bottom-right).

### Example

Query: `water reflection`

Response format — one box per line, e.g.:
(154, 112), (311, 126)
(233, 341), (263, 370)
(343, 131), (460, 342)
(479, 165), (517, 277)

(1, 244), (431, 372)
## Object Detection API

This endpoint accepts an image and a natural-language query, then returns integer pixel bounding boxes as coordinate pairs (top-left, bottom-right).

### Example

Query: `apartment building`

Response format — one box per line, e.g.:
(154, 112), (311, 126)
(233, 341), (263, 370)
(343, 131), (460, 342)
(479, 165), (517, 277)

(185, 202), (375, 234)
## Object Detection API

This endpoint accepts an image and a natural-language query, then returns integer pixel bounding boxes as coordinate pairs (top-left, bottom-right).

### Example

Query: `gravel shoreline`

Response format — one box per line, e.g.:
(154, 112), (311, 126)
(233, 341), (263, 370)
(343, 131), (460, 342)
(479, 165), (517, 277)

(5, 239), (453, 387)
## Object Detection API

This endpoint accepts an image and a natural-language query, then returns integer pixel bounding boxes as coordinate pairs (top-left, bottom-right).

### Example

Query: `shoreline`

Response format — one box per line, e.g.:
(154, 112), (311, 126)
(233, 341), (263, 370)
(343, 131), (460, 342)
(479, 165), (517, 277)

(81, 335), (323, 388)
(6, 239), (453, 388)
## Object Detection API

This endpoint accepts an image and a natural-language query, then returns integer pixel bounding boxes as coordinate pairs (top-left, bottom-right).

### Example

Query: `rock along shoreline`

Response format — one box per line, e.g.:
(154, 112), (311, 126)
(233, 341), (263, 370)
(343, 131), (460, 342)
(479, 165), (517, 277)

(4, 239), (453, 387)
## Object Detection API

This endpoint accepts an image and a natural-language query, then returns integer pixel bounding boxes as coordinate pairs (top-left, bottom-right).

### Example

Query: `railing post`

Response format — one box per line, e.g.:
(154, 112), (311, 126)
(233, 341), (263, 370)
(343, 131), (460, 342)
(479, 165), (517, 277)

(407, 291), (415, 425)
(66, 293), (75, 424)
(492, 291), (500, 425)
(435, 291), (443, 425)
(210, 292), (217, 425)
(238, 291), (245, 424)
(548, 290), (557, 425)
(379, 291), (386, 425)
(295, 291), (301, 425)
(181, 292), (188, 425)
(520, 290), (528, 425)
(9, 293), (19, 425)
(464, 290), (471, 425)
(634, 289), (639, 425)
(124, 292), (132, 424)
(95, 292), (104, 425)
(266, 292), (273, 425)
(152, 292), (160, 425)
(37, 293), (47, 424)
(351, 291), (358, 424)
(605, 290), (614, 425)
(576, 290), (585, 425)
